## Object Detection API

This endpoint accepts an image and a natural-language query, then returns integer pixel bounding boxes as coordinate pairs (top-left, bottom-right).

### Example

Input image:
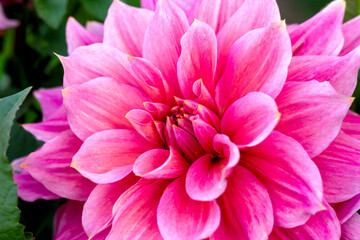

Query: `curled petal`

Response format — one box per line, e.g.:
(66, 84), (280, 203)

(173, 125), (205, 162)
(333, 193), (360, 224)
(341, 213), (360, 240)
(192, 115), (217, 153)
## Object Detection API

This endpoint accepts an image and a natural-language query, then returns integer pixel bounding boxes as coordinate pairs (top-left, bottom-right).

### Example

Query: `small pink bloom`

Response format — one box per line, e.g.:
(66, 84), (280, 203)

(17, 0), (360, 239)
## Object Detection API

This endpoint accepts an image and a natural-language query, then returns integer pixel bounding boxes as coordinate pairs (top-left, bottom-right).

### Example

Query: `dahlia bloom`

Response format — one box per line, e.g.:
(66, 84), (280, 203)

(15, 0), (360, 239)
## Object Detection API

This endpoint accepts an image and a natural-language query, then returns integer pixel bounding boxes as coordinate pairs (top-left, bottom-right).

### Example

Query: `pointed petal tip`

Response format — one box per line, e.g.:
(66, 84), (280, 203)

(61, 88), (69, 98)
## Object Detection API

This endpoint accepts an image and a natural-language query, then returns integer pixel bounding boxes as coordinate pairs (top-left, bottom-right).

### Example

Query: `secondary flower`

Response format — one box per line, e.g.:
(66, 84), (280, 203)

(15, 0), (360, 239)
(0, 2), (18, 30)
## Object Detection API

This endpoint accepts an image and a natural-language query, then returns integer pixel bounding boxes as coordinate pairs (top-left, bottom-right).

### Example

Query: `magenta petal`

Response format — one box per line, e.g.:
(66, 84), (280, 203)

(22, 120), (69, 142)
(86, 21), (103, 37)
(82, 174), (139, 238)
(133, 147), (188, 179)
(185, 134), (239, 201)
(107, 179), (169, 240)
(215, 0), (280, 80)
(157, 176), (221, 240)
(221, 92), (280, 148)
(242, 131), (323, 228)
(59, 43), (138, 87)
(290, 0), (345, 56)
(72, 129), (157, 184)
(333, 193), (360, 224)
(0, 3), (19, 30)
(66, 17), (102, 54)
(104, 0), (153, 56)
(177, 20), (217, 99)
(187, 0), (221, 31)
(313, 131), (360, 203)
(215, 22), (292, 113)
(269, 202), (341, 240)
(341, 16), (360, 55)
(63, 77), (150, 140)
(192, 115), (217, 153)
(211, 166), (273, 240)
(341, 213), (360, 240)
(12, 158), (59, 202)
(33, 87), (63, 121)
(216, 0), (246, 32)
(287, 47), (360, 96)
(276, 80), (352, 158)
(173, 125), (205, 162)
(142, 0), (195, 14)
(21, 130), (95, 201)
(192, 79), (217, 112)
(342, 110), (360, 141)
(143, 0), (189, 97)
(53, 201), (88, 240)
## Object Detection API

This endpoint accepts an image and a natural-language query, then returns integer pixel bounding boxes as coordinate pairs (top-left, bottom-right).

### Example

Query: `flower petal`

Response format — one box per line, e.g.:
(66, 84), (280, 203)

(82, 174), (139, 238)
(157, 176), (221, 240)
(313, 131), (360, 203)
(221, 92), (280, 148)
(142, 0), (195, 14)
(341, 213), (360, 240)
(143, 0), (189, 97)
(287, 47), (360, 96)
(191, 115), (217, 153)
(269, 203), (340, 240)
(215, 0), (280, 80)
(104, 0), (153, 56)
(242, 131), (323, 228)
(177, 20), (217, 99)
(341, 16), (360, 55)
(215, 22), (291, 113)
(289, 0), (345, 56)
(341, 110), (360, 141)
(63, 77), (150, 140)
(21, 130), (95, 201)
(133, 147), (189, 179)
(33, 87), (63, 121)
(211, 166), (273, 240)
(0, 3), (19, 30)
(72, 129), (157, 184)
(276, 80), (352, 157)
(333, 193), (360, 224)
(107, 179), (169, 240)
(187, 0), (221, 31)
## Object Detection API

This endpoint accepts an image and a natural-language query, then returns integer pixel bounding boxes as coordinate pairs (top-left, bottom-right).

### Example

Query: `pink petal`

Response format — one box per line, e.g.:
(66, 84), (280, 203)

(66, 17), (102, 54)
(216, 0), (246, 32)
(12, 157), (59, 202)
(185, 134), (239, 201)
(215, 22), (292, 113)
(333, 193), (360, 224)
(192, 79), (217, 112)
(59, 43), (138, 87)
(173, 125), (205, 162)
(287, 47), (360, 96)
(177, 20), (217, 99)
(341, 213), (360, 240)
(126, 109), (165, 147)
(276, 80), (353, 157)
(86, 21), (103, 38)
(21, 130), (95, 201)
(242, 131), (323, 228)
(0, 3), (19, 30)
(211, 166), (273, 240)
(215, 0), (281, 80)
(104, 0), (153, 56)
(53, 201), (88, 240)
(183, 100), (221, 131)
(107, 179), (169, 240)
(290, 0), (345, 56)
(341, 110), (360, 141)
(191, 115), (217, 153)
(269, 202), (341, 240)
(33, 87), (63, 121)
(22, 118), (69, 142)
(157, 176), (221, 240)
(313, 131), (360, 203)
(341, 15), (360, 55)
(143, 0), (189, 97)
(144, 102), (172, 122)
(82, 174), (139, 238)
(141, 0), (195, 14)
(72, 129), (157, 184)
(63, 77), (150, 140)
(133, 147), (189, 179)
(187, 0), (221, 31)
(221, 92), (280, 148)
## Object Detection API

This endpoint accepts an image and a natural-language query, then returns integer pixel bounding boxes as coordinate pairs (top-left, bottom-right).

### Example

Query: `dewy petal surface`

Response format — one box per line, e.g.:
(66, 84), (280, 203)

(21, 130), (95, 201)
(104, 0), (153, 56)
(211, 166), (273, 240)
(157, 176), (221, 240)
(215, 22), (292, 113)
(241, 131), (323, 228)
(72, 129), (157, 184)
(276, 80), (352, 158)
(143, 0), (189, 97)
(63, 77), (150, 140)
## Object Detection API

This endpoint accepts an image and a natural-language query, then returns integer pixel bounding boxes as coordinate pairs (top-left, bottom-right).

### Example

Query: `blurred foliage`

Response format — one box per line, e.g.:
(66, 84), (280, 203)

(0, 0), (359, 239)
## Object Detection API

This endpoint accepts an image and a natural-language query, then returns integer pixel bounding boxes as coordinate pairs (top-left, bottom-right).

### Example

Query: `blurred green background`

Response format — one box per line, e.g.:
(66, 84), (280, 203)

(0, 0), (357, 239)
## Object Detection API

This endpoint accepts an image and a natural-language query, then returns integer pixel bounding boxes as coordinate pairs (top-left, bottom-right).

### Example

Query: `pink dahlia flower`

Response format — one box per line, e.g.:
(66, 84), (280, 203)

(15, 0), (360, 239)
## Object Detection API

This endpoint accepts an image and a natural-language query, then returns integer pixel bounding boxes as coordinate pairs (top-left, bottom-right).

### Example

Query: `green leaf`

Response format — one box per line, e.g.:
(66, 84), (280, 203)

(34, 0), (68, 29)
(345, 0), (360, 21)
(80, 0), (112, 21)
(0, 88), (31, 240)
